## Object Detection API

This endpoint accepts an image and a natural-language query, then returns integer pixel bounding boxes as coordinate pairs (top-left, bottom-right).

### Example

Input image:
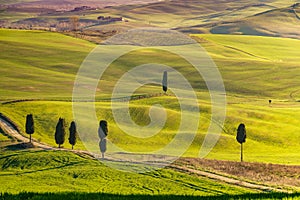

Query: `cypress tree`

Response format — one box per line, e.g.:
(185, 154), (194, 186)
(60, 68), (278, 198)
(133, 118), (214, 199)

(162, 71), (168, 93)
(98, 120), (108, 158)
(98, 120), (108, 140)
(25, 114), (34, 143)
(236, 123), (246, 162)
(55, 118), (66, 148)
(68, 121), (77, 150)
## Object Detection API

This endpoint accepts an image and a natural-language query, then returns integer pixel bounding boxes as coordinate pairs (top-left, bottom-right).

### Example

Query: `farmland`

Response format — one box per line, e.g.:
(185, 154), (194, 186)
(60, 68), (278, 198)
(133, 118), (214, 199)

(1, 29), (300, 163)
(0, 150), (257, 195)
(0, 0), (300, 198)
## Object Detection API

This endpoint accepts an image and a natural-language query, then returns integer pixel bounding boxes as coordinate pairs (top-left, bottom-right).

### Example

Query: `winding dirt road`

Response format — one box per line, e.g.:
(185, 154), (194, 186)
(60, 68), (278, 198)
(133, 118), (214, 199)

(0, 117), (53, 150)
(0, 114), (291, 193)
(0, 115), (97, 158)
(169, 165), (288, 193)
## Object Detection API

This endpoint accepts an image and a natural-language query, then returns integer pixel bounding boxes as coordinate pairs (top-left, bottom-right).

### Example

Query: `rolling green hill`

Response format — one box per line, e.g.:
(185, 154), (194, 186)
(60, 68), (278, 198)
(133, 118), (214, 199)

(1, 29), (300, 164)
(2, 29), (300, 100)
(196, 34), (300, 98)
(1, 1), (300, 199)
(0, 29), (95, 100)
(1, 1), (300, 198)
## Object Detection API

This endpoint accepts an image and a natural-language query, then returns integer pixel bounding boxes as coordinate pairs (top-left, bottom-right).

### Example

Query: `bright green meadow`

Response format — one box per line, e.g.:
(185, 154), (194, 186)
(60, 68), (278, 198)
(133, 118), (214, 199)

(0, 29), (300, 197)
(1, 29), (300, 163)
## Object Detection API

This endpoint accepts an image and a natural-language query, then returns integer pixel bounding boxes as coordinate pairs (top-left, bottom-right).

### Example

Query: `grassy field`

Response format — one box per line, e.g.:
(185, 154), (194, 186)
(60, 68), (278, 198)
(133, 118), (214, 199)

(0, 29), (95, 100)
(1, 98), (300, 164)
(0, 131), (10, 141)
(196, 34), (300, 99)
(1, 29), (300, 163)
(0, 149), (299, 198)
(1, 29), (299, 99)
(0, 29), (300, 198)
(0, 150), (256, 195)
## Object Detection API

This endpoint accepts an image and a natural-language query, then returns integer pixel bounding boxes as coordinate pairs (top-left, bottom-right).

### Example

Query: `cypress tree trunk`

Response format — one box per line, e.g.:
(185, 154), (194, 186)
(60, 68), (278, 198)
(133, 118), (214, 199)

(241, 143), (243, 162)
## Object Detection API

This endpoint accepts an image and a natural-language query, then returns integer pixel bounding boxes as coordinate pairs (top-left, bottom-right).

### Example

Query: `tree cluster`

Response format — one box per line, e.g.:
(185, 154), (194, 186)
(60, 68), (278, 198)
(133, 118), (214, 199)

(25, 114), (78, 149)
(54, 118), (78, 149)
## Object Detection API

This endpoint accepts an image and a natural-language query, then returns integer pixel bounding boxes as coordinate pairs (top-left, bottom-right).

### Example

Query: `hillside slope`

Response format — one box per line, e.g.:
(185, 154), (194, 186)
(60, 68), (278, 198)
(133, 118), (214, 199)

(87, 0), (300, 32)
(2, 0), (300, 40)
(1, 0), (161, 9)
(0, 29), (95, 99)
(1, 30), (300, 164)
(181, 3), (300, 39)
(0, 150), (257, 195)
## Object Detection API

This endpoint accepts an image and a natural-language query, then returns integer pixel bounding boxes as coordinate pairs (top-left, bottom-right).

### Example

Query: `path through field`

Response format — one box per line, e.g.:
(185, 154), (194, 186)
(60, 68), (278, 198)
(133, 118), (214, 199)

(169, 165), (287, 193)
(0, 114), (291, 193)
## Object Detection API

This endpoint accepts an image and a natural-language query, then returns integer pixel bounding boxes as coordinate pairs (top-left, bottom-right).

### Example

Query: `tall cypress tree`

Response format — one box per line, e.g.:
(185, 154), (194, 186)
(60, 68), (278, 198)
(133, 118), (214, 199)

(162, 71), (168, 93)
(236, 123), (246, 162)
(68, 121), (77, 150)
(25, 114), (34, 143)
(98, 120), (108, 158)
(55, 118), (66, 148)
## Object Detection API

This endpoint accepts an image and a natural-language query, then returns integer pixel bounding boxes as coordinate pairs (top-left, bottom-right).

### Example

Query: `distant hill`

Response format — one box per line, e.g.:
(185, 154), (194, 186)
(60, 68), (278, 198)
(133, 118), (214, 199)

(1, 0), (300, 40)
(109, 0), (277, 28)
(98, 0), (300, 39)
(1, 0), (161, 10)
(177, 3), (300, 39)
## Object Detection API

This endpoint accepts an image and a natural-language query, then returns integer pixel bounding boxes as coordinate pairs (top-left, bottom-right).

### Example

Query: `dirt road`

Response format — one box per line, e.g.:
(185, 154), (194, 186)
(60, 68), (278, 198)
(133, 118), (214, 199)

(0, 114), (291, 193)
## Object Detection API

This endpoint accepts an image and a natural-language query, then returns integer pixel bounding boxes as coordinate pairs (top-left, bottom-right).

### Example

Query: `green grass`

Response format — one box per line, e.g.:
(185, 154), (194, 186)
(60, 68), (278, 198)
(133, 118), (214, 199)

(2, 29), (300, 100)
(0, 29), (95, 100)
(0, 150), (255, 195)
(1, 98), (300, 164)
(1, 30), (300, 164)
(0, 2), (300, 197)
(0, 132), (9, 141)
(195, 34), (300, 99)
(0, 99), (207, 152)
(199, 34), (300, 62)
(0, 24), (300, 198)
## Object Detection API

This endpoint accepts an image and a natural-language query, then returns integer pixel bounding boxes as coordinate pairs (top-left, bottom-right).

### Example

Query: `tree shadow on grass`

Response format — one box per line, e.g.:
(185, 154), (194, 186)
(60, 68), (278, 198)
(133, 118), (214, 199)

(0, 149), (86, 175)
(1, 192), (300, 200)
(4, 142), (35, 151)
